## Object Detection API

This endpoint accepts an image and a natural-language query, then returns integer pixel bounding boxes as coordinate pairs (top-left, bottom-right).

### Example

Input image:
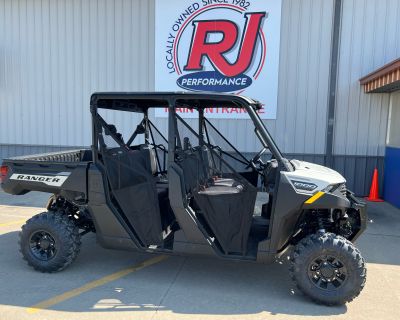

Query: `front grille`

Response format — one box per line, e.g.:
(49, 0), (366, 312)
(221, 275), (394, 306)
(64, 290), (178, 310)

(338, 183), (347, 196)
(330, 183), (347, 196)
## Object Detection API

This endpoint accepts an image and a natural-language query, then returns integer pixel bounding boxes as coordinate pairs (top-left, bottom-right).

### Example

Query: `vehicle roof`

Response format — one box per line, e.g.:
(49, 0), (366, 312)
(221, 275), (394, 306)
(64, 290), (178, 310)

(90, 91), (262, 112)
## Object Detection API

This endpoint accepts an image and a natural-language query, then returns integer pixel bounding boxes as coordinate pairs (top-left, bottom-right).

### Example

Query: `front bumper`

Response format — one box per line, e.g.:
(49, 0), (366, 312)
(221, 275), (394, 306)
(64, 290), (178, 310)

(347, 191), (367, 241)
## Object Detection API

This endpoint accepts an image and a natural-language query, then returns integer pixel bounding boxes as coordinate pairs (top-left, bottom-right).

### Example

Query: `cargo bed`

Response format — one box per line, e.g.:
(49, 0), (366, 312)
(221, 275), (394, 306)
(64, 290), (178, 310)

(0, 149), (92, 202)
(5, 149), (93, 163)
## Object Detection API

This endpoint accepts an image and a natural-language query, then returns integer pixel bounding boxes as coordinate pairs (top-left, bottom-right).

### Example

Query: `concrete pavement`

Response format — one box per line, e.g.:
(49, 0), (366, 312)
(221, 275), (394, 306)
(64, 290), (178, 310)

(0, 190), (399, 320)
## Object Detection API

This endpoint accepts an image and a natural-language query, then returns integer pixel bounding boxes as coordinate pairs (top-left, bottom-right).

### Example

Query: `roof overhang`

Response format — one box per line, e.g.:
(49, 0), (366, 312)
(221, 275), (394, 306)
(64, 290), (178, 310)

(360, 58), (400, 93)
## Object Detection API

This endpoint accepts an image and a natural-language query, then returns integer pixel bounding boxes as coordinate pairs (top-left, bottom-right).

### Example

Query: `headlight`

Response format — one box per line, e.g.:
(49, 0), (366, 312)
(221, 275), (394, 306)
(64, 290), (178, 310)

(323, 183), (346, 194)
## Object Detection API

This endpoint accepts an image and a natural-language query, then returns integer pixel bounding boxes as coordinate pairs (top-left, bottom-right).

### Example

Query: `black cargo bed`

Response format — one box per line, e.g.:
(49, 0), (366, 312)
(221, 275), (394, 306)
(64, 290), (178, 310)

(5, 149), (92, 163)
(1, 149), (92, 198)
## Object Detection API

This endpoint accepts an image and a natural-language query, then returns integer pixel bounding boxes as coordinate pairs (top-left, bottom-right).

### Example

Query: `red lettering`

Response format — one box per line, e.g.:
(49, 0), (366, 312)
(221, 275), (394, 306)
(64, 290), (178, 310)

(184, 13), (266, 77)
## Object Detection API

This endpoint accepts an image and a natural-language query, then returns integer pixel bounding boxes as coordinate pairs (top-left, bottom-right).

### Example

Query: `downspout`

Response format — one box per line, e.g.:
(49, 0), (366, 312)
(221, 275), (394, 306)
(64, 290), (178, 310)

(325, 0), (343, 168)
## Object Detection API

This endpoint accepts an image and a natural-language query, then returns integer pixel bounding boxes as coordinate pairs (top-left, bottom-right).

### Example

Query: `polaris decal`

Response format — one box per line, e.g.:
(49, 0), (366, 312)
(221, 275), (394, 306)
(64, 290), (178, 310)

(10, 172), (70, 187)
(155, 0), (282, 119)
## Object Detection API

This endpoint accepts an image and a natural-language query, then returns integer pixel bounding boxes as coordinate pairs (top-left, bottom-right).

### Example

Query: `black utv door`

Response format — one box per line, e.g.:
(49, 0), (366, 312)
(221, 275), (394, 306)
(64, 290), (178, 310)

(102, 147), (163, 246)
(91, 106), (163, 248)
(174, 114), (257, 255)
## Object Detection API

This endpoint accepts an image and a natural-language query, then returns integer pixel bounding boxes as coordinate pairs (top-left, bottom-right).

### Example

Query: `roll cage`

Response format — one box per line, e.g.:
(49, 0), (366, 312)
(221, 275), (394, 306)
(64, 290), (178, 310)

(90, 92), (291, 173)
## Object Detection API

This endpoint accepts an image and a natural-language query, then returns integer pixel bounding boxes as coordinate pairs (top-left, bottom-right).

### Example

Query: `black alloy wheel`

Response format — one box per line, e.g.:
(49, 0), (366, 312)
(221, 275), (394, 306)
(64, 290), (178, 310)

(308, 255), (347, 290)
(29, 230), (57, 261)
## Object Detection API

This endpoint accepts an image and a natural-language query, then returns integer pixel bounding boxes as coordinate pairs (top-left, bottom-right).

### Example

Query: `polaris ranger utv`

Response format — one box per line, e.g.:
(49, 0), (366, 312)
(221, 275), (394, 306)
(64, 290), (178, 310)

(0, 92), (367, 305)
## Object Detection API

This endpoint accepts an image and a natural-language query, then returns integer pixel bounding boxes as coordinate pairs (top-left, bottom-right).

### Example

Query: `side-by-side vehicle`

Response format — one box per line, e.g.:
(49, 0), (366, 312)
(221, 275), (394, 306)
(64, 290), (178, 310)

(0, 92), (367, 305)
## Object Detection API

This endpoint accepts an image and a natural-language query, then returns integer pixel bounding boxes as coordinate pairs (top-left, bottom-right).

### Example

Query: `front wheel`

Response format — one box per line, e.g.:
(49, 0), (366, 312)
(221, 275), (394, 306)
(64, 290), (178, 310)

(19, 211), (81, 273)
(290, 232), (366, 305)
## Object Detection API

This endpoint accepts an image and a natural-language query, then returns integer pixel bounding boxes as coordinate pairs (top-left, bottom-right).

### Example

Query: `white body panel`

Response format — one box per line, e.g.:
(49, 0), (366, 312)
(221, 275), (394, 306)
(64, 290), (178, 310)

(284, 160), (346, 194)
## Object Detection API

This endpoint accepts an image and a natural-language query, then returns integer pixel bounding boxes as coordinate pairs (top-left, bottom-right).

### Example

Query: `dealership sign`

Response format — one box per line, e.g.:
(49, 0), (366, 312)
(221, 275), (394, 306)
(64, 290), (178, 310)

(155, 0), (282, 119)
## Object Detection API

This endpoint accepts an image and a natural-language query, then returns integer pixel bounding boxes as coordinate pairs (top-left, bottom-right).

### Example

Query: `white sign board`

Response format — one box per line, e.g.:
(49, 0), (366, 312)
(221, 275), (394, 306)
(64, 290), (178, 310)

(155, 0), (282, 119)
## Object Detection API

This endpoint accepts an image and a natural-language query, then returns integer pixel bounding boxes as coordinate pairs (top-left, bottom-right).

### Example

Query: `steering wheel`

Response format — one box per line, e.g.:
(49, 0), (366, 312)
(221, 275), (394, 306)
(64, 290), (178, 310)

(246, 147), (267, 170)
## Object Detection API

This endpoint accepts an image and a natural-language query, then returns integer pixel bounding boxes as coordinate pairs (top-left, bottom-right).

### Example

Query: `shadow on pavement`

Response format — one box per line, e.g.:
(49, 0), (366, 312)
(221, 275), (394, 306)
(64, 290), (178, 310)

(0, 230), (347, 317)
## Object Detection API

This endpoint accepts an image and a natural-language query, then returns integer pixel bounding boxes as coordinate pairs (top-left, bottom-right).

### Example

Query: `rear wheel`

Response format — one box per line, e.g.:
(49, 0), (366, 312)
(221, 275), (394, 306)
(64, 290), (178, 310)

(19, 211), (81, 273)
(290, 232), (366, 305)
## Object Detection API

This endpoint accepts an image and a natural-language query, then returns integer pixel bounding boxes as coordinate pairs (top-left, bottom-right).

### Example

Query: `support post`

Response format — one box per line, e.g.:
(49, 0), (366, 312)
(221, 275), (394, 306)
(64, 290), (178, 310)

(325, 0), (343, 168)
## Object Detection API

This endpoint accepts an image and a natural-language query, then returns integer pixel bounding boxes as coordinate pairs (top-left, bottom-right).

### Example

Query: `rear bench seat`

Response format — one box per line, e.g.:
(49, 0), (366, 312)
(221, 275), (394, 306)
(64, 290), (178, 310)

(198, 146), (241, 193)
(178, 145), (243, 195)
(197, 184), (243, 195)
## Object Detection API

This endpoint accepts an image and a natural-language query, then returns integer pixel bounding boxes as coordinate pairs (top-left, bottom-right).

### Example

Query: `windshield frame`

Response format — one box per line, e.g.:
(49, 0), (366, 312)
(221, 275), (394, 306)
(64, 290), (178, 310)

(241, 102), (291, 171)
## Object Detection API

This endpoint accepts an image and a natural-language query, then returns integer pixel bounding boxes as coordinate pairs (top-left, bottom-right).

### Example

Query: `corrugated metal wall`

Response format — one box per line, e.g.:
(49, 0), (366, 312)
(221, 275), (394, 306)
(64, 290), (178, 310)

(0, 0), (399, 195)
(328, 0), (400, 195)
(274, 0), (334, 155)
(0, 0), (334, 154)
(0, 0), (154, 147)
(334, 0), (400, 157)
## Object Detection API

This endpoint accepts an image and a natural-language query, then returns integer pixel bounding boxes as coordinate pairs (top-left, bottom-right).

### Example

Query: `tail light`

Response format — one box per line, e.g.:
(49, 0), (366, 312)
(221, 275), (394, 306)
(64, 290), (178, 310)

(0, 165), (9, 183)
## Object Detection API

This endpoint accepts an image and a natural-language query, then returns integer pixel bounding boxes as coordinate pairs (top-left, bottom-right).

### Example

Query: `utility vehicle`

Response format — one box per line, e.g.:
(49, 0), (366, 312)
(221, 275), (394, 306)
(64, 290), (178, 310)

(0, 92), (367, 305)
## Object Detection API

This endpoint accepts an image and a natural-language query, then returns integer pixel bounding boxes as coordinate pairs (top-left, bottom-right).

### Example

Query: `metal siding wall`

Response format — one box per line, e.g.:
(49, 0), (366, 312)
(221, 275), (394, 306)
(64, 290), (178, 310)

(0, 0), (154, 147)
(274, 0), (334, 155)
(334, 0), (400, 156)
(0, 0), (334, 154)
(0, 0), (394, 198)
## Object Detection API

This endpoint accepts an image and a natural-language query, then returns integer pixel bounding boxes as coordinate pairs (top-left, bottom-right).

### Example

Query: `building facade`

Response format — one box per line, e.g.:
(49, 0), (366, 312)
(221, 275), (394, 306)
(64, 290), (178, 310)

(1, 0), (400, 196)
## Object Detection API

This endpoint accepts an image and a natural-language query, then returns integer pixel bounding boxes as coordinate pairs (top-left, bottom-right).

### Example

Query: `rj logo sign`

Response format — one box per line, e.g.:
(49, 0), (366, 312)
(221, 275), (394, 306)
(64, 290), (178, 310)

(155, 0), (282, 119)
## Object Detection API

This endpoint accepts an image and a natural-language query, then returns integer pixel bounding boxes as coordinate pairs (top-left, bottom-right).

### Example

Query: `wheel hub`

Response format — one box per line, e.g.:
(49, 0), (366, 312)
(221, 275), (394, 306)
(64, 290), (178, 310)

(39, 237), (51, 250)
(320, 262), (335, 278)
(29, 231), (57, 261)
(308, 255), (347, 290)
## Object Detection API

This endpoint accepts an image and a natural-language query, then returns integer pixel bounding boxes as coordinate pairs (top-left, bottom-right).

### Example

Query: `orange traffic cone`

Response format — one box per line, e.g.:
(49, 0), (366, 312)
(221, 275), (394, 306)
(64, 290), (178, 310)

(365, 168), (384, 202)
